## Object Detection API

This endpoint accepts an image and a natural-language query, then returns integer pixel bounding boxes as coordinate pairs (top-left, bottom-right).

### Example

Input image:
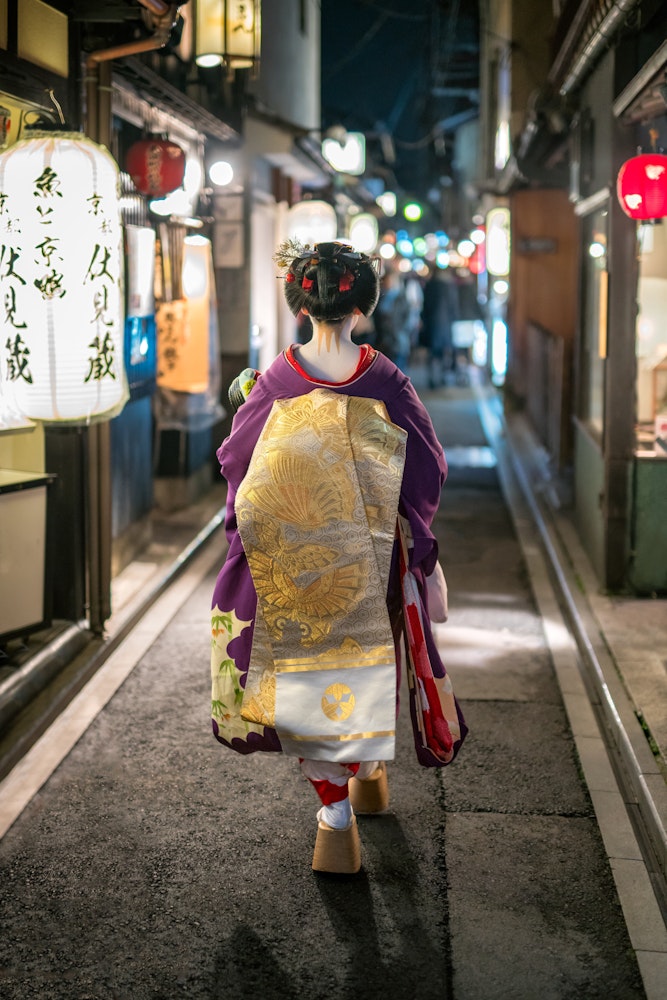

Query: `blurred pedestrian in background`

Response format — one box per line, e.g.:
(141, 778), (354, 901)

(404, 272), (425, 352)
(420, 266), (459, 388)
(373, 268), (412, 371)
(450, 269), (484, 382)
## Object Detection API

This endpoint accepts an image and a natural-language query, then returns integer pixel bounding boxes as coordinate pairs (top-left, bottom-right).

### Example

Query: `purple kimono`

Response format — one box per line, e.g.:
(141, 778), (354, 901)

(210, 348), (467, 765)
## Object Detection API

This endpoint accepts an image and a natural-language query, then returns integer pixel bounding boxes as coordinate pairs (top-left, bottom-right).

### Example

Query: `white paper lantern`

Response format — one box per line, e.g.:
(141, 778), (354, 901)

(0, 131), (128, 423)
(286, 200), (338, 247)
(348, 212), (379, 253)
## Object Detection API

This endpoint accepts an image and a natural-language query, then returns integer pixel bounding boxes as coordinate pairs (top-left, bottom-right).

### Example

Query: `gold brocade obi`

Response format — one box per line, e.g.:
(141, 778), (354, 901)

(235, 388), (407, 761)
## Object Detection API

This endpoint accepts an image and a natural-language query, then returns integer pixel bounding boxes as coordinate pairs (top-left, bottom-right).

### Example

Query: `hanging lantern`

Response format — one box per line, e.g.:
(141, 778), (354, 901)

(195, 0), (261, 72)
(348, 212), (378, 253)
(286, 200), (338, 246)
(126, 136), (186, 198)
(125, 225), (157, 399)
(616, 152), (667, 220)
(468, 241), (485, 275)
(0, 131), (127, 423)
(156, 236), (212, 394)
(486, 207), (511, 277)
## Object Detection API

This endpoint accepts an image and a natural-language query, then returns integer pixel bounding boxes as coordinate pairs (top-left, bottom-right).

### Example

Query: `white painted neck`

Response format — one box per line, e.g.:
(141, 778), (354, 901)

(295, 313), (362, 383)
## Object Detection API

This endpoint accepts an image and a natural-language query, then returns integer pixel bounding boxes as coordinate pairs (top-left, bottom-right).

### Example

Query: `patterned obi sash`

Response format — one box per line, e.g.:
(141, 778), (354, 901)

(235, 388), (407, 761)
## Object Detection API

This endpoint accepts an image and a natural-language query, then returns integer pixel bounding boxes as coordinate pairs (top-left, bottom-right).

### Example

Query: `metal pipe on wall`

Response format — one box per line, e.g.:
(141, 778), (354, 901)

(559, 0), (642, 97)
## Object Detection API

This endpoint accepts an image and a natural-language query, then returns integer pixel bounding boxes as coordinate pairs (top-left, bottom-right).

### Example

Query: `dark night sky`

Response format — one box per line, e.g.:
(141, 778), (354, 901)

(320, 0), (480, 202)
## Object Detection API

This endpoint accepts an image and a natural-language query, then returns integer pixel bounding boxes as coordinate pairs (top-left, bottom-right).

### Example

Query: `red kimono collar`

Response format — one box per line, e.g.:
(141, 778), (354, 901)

(284, 343), (377, 386)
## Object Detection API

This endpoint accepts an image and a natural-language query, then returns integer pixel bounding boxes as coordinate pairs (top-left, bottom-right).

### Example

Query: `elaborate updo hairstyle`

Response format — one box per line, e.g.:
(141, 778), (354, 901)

(274, 240), (380, 322)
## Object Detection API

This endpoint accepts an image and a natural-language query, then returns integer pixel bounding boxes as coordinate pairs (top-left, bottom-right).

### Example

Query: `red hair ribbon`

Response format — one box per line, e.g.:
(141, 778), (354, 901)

(301, 276), (314, 291)
(338, 269), (354, 292)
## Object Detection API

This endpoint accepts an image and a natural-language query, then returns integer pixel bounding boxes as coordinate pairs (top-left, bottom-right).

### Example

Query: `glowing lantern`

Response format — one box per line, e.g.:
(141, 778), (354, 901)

(616, 153), (667, 220)
(348, 212), (378, 253)
(468, 242), (485, 275)
(195, 0), (261, 71)
(126, 136), (186, 198)
(125, 226), (157, 398)
(486, 207), (511, 277)
(286, 200), (337, 246)
(0, 131), (127, 423)
(156, 236), (212, 394)
(322, 132), (366, 175)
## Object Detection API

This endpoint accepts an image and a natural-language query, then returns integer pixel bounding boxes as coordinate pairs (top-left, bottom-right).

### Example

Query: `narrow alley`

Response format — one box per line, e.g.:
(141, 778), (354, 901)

(0, 369), (653, 1000)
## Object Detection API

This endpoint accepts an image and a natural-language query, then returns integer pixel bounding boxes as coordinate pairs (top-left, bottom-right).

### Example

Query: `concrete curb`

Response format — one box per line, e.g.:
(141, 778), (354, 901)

(0, 622), (92, 732)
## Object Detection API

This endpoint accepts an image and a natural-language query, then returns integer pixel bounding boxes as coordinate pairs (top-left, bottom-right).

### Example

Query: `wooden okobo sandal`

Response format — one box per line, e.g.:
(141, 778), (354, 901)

(312, 815), (362, 874)
(348, 763), (389, 814)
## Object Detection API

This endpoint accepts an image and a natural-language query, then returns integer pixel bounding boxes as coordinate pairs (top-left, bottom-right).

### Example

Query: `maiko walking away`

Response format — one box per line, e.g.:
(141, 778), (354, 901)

(209, 241), (467, 874)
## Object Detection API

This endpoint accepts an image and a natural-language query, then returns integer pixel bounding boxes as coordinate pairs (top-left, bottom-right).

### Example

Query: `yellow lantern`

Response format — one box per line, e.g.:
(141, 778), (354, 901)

(156, 236), (212, 394)
(0, 131), (128, 423)
(195, 0), (261, 72)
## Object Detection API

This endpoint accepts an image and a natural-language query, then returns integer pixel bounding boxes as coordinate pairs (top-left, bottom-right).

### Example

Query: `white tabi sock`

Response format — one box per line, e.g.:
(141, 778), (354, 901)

(317, 798), (353, 830)
(355, 760), (380, 781)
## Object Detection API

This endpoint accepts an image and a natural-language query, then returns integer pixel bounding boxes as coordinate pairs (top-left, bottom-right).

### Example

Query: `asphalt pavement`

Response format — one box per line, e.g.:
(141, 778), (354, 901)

(0, 368), (657, 999)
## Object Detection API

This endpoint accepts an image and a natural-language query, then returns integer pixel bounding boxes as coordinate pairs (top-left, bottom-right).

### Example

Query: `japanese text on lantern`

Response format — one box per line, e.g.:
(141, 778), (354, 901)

(0, 158), (120, 386)
(157, 304), (181, 374)
(231, 2), (253, 34)
(0, 133), (127, 423)
(0, 184), (31, 384)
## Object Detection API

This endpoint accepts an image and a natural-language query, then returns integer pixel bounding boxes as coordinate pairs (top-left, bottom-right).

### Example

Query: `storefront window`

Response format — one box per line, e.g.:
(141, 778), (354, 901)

(578, 208), (608, 436)
(635, 221), (667, 456)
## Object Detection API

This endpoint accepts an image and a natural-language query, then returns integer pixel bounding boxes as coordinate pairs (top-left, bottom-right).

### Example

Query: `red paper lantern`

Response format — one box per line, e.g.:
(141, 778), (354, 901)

(126, 137), (186, 197)
(468, 242), (485, 275)
(616, 152), (667, 220)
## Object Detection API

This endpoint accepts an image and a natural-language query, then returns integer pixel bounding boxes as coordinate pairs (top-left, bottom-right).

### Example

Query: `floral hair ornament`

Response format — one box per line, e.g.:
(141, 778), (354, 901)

(273, 237), (312, 270)
(273, 239), (368, 274)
